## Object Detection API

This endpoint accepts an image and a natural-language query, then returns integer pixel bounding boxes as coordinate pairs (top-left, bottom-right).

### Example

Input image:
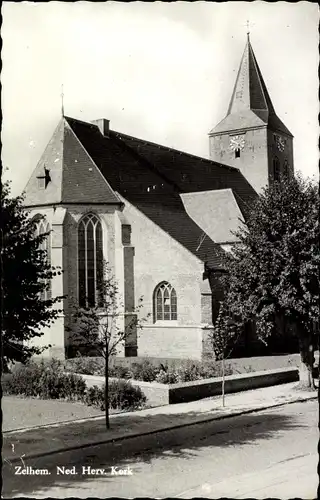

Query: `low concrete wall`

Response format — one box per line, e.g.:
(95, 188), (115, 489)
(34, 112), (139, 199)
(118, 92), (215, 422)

(168, 367), (299, 404)
(76, 367), (299, 408)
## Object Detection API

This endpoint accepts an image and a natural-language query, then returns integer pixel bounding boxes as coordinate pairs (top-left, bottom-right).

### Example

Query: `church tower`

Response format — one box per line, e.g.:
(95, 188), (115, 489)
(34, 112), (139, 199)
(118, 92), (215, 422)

(209, 34), (294, 194)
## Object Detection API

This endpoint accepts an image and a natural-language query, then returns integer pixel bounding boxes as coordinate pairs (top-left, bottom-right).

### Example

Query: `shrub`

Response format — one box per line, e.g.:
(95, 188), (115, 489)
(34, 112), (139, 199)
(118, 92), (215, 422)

(83, 381), (146, 411)
(2, 360), (86, 401)
(197, 361), (233, 379)
(108, 365), (132, 379)
(64, 356), (105, 376)
(176, 361), (203, 382)
(62, 356), (234, 385)
(130, 360), (158, 382)
(2, 362), (44, 397)
(39, 371), (86, 400)
(155, 369), (179, 384)
(154, 360), (234, 384)
(83, 385), (105, 410)
(109, 380), (146, 410)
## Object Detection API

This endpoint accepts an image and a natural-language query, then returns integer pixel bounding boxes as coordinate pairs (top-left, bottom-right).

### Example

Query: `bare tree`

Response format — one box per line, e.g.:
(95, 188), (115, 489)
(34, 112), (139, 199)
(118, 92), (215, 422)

(69, 264), (148, 429)
(208, 300), (238, 407)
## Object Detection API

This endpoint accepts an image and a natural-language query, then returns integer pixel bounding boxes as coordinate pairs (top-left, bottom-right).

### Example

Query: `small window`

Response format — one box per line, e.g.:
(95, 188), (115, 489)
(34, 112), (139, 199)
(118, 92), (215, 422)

(154, 282), (177, 321)
(37, 168), (51, 189)
(283, 160), (289, 177)
(37, 177), (46, 189)
(273, 157), (280, 181)
(235, 148), (240, 159)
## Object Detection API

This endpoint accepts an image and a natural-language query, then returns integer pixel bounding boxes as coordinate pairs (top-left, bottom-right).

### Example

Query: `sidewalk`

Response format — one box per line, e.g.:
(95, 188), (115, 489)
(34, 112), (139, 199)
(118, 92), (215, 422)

(3, 382), (317, 464)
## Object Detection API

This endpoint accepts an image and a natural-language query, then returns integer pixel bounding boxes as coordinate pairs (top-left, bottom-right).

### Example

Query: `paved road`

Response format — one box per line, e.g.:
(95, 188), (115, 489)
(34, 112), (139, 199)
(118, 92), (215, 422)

(3, 400), (318, 499)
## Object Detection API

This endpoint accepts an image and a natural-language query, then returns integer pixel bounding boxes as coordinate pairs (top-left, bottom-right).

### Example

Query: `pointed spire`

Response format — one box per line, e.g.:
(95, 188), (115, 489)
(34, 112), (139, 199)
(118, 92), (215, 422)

(227, 35), (274, 117)
(61, 84), (64, 117)
(210, 35), (292, 137)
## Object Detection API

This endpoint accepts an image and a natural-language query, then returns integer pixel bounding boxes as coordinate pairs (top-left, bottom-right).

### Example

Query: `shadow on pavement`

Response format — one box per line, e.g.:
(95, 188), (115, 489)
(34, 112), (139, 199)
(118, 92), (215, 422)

(2, 403), (313, 498)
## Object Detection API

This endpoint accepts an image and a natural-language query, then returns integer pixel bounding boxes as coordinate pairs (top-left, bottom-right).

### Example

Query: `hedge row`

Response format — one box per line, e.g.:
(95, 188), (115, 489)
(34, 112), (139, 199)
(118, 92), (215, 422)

(65, 357), (234, 383)
(2, 359), (146, 411)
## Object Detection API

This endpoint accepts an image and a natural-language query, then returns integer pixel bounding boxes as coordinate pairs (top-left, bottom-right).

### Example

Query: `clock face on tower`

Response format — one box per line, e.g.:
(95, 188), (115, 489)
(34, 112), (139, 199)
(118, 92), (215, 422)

(229, 135), (245, 151)
(274, 134), (285, 152)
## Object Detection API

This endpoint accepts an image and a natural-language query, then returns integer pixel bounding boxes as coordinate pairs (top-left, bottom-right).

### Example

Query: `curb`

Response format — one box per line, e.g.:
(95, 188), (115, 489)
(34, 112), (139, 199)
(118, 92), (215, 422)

(3, 414), (106, 435)
(3, 404), (160, 435)
(4, 394), (317, 464)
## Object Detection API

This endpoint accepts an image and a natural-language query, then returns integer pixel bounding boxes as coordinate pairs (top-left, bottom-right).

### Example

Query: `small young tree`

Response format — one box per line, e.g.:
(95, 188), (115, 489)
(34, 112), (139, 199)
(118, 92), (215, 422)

(1, 181), (63, 370)
(208, 300), (238, 407)
(224, 174), (319, 389)
(69, 265), (148, 429)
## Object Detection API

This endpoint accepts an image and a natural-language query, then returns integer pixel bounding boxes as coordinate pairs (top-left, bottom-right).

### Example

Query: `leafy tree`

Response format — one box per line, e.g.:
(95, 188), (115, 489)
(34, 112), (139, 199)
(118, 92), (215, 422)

(68, 265), (149, 429)
(208, 300), (238, 406)
(223, 174), (319, 389)
(1, 181), (63, 370)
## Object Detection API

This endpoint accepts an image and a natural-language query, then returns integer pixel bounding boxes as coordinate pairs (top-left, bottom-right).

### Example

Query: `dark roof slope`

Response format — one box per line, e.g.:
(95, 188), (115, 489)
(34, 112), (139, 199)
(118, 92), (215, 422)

(62, 121), (121, 204)
(111, 131), (257, 219)
(65, 116), (226, 269)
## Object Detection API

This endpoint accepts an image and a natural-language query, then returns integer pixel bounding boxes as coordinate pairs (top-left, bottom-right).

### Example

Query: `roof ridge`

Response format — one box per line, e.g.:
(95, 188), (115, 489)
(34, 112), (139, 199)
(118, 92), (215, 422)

(112, 130), (240, 173)
(181, 187), (233, 197)
(64, 115), (99, 129)
(65, 115), (239, 172)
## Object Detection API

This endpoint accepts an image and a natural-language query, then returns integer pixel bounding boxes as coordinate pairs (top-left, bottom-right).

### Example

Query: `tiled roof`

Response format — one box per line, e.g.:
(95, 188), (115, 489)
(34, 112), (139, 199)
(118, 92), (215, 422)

(62, 121), (121, 204)
(23, 118), (121, 206)
(181, 189), (244, 244)
(112, 130), (257, 219)
(210, 35), (293, 137)
(65, 116), (227, 269)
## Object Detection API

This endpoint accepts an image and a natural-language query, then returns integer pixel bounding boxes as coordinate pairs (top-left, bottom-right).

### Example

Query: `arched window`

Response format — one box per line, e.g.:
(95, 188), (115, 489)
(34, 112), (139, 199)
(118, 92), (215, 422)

(235, 148), (241, 159)
(35, 219), (51, 301)
(283, 160), (289, 177)
(78, 214), (103, 308)
(273, 157), (280, 181)
(154, 282), (177, 321)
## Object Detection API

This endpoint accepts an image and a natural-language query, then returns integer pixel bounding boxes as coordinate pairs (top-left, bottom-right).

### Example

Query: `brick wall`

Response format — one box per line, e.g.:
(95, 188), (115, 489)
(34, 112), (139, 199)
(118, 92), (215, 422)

(209, 128), (269, 194)
(27, 207), (66, 357)
(25, 196), (213, 360)
(121, 198), (207, 359)
(138, 325), (204, 360)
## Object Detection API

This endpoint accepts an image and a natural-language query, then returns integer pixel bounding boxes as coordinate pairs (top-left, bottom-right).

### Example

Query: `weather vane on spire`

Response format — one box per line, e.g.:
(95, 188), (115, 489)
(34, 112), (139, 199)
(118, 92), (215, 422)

(61, 84), (64, 117)
(244, 20), (255, 40)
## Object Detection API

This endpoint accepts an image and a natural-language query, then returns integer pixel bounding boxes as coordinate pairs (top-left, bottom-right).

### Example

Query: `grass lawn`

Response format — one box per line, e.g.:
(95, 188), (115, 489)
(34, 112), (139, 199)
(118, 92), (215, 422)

(2, 396), (104, 432)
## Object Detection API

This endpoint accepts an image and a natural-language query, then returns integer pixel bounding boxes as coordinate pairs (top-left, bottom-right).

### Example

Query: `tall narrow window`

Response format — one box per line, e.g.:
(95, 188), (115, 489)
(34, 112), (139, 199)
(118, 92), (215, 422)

(36, 220), (52, 301)
(283, 160), (289, 177)
(154, 282), (177, 321)
(273, 157), (280, 181)
(78, 214), (103, 308)
(235, 148), (241, 159)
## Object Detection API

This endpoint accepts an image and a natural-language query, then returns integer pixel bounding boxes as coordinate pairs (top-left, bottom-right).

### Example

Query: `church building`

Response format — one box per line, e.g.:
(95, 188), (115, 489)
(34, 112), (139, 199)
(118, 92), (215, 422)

(23, 35), (294, 360)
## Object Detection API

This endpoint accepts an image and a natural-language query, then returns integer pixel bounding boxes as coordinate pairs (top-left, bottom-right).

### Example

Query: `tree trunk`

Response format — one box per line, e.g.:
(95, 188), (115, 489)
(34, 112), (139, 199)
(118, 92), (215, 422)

(105, 354), (110, 429)
(222, 357), (225, 407)
(298, 334), (316, 390)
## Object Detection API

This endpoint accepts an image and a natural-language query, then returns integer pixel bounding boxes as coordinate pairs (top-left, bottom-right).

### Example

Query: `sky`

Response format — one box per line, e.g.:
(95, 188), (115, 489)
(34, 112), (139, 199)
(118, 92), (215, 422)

(2, 1), (319, 196)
